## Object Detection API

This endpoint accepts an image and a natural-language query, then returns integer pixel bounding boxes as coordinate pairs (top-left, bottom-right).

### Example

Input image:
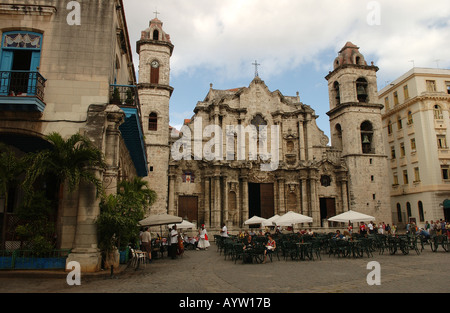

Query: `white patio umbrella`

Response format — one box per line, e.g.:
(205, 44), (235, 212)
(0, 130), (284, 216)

(168, 220), (196, 229)
(274, 211), (313, 226)
(244, 215), (267, 226)
(262, 214), (280, 227)
(327, 210), (375, 223)
(139, 213), (183, 227)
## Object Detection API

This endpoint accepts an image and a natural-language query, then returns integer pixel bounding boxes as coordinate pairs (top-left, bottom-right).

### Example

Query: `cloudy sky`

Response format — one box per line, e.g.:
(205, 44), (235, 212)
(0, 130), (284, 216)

(123, 0), (450, 138)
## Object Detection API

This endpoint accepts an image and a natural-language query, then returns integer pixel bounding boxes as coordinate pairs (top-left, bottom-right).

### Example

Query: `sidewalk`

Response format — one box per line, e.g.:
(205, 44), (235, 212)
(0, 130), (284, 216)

(0, 263), (129, 279)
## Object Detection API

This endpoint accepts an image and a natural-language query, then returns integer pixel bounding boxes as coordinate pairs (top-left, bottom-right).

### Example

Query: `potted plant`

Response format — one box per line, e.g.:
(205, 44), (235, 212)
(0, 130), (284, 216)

(96, 177), (156, 269)
(125, 88), (134, 105)
(111, 87), (121, 105)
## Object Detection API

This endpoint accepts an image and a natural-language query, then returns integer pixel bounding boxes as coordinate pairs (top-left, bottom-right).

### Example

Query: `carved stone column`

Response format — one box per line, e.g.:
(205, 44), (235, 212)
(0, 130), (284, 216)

(212, 174), (221, 228)
(222, 174), (229, 224)
(168, 173), (176, 216)
(304, 114), (313, 161)
(277, 176), (286, 215)
(240, 173), (249, 227)
(309, 170), (320, 227)
(66, 166), (103, 273)
(299, 172), (308, 215)
(103, 107), (124, 196)
(297, 115), (306, 161)
(339, 177), (349, 214)
(203, 175), (211, 227)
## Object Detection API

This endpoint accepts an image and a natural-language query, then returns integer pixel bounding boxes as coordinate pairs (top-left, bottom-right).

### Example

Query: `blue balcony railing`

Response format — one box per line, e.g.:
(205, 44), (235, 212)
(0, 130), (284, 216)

(0, 70), (46, 112)
(0, 70), (46, 101)
(110, 84), (148, 177)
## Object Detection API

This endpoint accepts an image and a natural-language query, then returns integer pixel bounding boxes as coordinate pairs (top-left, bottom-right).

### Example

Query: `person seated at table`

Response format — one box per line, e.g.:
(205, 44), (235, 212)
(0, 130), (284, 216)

(333, 230), (344, 240)
(343, 230), (351, 239)
(416, 228), (431, 239)
(243, 235), (255, 250)
(263, 235), (276, 263)
(243, 235), (255, 263)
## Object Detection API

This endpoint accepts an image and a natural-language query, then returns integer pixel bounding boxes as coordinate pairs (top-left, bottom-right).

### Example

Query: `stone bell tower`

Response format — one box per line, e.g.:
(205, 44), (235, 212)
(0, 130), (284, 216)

(325, 42), (391, 223)
(137, 16), (174, 215)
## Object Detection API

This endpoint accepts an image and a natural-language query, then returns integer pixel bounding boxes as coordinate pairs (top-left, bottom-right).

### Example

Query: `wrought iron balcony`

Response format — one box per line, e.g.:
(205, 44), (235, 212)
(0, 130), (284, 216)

(110, 84), (148, 177)
(109, 84), (140, 108)
(0, 70), (46, 112)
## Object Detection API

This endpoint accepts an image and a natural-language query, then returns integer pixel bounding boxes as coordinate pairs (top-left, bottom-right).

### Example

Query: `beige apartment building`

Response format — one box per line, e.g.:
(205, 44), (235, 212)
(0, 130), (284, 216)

(0, 0), (147, 272)
(380, 68), (450, 227)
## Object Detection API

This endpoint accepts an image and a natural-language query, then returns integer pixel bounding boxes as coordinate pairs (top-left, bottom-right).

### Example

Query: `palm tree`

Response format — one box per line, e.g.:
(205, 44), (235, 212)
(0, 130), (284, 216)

(23, 132), (106, 200)
(117, 176), (157, 210)
(0, 143), (26, 248)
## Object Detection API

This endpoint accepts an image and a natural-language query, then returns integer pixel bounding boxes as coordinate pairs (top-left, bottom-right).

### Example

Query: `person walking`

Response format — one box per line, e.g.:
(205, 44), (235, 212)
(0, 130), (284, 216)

(220, 223), (229, 238)
(197, 224), (210, 250)
(140, 227), (152, 263)
(169, 225), (179, 259)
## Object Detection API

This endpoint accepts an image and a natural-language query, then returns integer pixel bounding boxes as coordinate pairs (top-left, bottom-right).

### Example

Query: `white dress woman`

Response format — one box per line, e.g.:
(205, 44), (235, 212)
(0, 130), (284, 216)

(197, 224), (210, 250)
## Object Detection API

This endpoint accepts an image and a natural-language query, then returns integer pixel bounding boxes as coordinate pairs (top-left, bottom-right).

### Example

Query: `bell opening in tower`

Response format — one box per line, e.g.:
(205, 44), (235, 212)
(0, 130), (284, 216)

(356, 78), (368, 103)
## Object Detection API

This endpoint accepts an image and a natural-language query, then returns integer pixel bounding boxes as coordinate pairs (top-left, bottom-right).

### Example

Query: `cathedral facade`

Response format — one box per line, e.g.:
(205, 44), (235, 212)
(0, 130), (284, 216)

(139, 19), (392, 231)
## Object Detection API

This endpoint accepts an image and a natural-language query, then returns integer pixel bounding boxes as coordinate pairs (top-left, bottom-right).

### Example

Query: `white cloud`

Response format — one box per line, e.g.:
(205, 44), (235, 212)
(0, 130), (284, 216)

(124, 0), (450, 82)
(123, 0), (450, 134)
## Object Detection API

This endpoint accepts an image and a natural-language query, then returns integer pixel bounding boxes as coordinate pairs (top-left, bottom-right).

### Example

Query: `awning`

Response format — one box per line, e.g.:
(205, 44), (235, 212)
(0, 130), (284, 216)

(443, 199), (450, 209)
(120, 107), (148, 177)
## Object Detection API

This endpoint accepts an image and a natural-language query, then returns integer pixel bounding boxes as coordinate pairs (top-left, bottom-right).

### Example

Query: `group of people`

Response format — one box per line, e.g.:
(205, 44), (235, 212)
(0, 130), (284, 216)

(168, 224), (211, 259)
(137, 224), (213, 262)
(239, 233), (276, 264)
(139, 218), (450, 263)
(357, 221), (394, 236)
(413, 219), (450, 238)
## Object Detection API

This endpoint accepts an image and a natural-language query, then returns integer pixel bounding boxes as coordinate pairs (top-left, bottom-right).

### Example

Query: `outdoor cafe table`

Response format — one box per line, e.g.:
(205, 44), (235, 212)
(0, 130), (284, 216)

(388, 236), (409, 255)
(348, 240), (362, 258)
(296, 242), (312, 260)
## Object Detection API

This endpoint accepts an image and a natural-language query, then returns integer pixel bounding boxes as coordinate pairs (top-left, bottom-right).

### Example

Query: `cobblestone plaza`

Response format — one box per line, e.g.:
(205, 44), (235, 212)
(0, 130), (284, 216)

(0, 241), (448, 294)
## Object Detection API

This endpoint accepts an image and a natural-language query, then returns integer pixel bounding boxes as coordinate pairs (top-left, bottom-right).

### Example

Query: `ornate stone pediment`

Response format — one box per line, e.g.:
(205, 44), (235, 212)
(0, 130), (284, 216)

(248, 170), (275, 183)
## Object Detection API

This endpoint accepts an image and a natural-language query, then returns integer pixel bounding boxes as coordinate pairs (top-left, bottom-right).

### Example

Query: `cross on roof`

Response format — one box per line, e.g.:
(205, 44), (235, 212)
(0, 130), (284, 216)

(252, 60), (260, 77)
(153, 9), (160, 19)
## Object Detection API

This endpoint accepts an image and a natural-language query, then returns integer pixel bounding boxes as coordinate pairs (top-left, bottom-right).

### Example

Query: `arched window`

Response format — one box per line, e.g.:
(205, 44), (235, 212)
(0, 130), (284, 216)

(406, 202), (412, 219)
(148, 112), (158, 131)
(434, 105), (443, 119)
(152, 29), (159, 40)
(251, 114), (267, 136)
(334, 123), (343, 149)
(251, 114), (267, 128)
(356, 77), (368, 102)
(397, 203), (402, 222)
(418, 201), (424, 222)
(333, 81), (340, 105)
(361, 121), (374, 154)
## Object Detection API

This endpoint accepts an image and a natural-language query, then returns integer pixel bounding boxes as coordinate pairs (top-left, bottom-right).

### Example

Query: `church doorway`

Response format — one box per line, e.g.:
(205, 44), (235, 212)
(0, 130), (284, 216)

(248, 183), (274, 220)
(320, 198), (336, 227)
(178, 196), (198, 224)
